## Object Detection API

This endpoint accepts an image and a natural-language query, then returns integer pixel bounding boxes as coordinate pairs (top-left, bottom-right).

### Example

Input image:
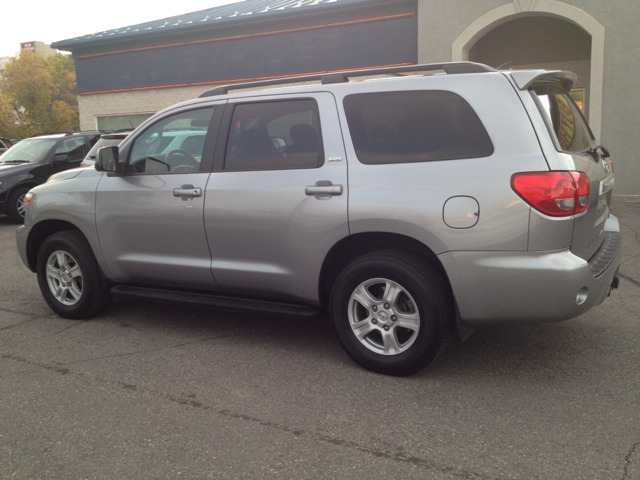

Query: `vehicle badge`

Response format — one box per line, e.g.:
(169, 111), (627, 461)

(602, 160), (610, 174)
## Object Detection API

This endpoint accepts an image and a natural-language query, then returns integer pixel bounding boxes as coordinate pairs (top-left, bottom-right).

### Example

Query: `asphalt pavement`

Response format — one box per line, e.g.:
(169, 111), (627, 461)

(1, 202), (639, 479)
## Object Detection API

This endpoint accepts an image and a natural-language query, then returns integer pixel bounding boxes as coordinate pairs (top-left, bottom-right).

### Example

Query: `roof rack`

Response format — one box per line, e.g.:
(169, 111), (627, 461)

(27, 130), (113, 138)
(199, 62), (495, 98)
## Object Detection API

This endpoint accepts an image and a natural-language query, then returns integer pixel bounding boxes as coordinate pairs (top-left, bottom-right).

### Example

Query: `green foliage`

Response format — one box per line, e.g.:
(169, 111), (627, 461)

(0, 52), (79, 139)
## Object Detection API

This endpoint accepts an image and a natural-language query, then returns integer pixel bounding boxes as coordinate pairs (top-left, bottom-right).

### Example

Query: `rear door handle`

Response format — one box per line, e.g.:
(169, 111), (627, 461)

(305, 181), (343, 199)
(173, 185), (202, 198)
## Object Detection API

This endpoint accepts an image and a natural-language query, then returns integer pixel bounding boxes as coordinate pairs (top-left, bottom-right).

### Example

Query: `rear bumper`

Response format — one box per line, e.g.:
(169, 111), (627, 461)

(440, 214), (622, 325)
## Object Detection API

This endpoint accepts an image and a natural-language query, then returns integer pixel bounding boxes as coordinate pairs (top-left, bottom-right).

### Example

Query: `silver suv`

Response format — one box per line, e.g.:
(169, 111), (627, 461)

(16, 62), (621, 376)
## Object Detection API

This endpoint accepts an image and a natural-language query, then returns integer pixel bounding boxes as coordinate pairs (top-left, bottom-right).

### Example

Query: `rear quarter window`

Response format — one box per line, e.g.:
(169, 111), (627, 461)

(530, 85), (595, 153)
(343, 90), (494, 165)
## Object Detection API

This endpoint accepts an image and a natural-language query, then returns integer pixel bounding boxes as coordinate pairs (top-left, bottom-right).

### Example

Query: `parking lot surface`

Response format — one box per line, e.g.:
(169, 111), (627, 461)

(1, 202), (639, 479)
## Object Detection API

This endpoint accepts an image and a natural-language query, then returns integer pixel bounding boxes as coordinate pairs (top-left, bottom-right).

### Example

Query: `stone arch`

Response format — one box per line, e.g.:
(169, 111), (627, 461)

(452, 0), (604, 141)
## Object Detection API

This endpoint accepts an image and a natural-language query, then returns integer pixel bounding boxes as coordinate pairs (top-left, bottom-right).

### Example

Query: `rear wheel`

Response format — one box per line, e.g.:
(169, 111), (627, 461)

(330, 251), (453, 376)
(36, 231), (110, 319)
(7, 186), (30, 224)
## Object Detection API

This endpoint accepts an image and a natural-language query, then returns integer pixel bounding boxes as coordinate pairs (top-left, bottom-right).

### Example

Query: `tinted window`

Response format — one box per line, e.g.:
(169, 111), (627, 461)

(88, 135), (101, 148)
(225, 100), (323, 171)
(343, 90), (493, 165)
(128, 107), (214, 174)
(530, 86), (594, 153)
(55, 138), (86, 161)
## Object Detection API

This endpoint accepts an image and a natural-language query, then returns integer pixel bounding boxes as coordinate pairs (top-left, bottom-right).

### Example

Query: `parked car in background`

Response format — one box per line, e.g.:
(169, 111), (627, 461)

(81, 131), (131, 167)
(16, 62), (621, 376)
(0, 131), (103, 223)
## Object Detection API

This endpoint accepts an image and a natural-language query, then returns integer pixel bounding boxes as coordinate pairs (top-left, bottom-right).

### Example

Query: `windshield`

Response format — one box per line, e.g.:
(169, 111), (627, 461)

(530, 86), (595, 153)
(0, 138), (57, 163)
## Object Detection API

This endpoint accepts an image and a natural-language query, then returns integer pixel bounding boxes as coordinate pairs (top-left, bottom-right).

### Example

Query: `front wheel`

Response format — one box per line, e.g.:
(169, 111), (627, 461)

(330, 251), (454, 376)
(36, 231), (110, 319)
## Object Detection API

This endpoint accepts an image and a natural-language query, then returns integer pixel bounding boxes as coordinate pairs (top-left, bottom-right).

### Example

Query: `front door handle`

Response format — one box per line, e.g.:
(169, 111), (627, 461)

(305, 181), (343, 199)
(173, 185), (202, 198)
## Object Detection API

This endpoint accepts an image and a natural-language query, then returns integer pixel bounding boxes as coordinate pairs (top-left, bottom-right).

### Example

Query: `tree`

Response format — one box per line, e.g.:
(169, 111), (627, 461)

(0, 52), (79, 139)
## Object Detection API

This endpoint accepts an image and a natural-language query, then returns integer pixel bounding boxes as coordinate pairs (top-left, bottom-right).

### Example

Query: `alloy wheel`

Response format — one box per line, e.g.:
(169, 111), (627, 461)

(347, 277), (420, 355)
(45, 250), (84, 306)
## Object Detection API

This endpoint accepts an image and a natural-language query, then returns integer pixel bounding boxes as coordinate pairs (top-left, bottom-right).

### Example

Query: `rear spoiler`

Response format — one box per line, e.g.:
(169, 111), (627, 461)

(508, 70), (577, 91)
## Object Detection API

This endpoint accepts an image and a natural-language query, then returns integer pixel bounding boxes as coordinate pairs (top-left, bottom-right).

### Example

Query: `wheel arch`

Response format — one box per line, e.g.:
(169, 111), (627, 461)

(25, 220), (82, 272)
(319, 232), (451, 307)
(2, 181), (39, 213)
(9, 180), (40, 194)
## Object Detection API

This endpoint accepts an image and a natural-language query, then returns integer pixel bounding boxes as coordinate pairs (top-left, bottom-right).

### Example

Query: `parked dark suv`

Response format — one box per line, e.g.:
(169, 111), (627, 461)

(0, 131), (103, 223)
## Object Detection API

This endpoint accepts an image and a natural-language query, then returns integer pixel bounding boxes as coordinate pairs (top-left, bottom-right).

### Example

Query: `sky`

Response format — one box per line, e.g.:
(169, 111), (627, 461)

(0, 0), (245, 58)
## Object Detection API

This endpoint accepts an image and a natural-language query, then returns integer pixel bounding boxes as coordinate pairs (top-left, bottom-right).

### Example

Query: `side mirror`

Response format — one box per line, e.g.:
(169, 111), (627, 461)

(54, 153), (69, 163)
(96, 146), (119, 172)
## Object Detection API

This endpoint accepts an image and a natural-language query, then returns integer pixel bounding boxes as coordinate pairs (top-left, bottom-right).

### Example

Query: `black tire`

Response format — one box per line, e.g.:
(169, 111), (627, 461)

(36, 231), (111, 319)
(330, 251), (454, 376)
(7, 186), (30, 224)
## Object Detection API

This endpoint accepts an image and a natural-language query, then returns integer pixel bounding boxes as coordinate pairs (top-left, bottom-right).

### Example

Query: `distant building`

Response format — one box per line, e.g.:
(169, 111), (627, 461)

(51, 0), (640, 199)
(20, 41), (57, 58)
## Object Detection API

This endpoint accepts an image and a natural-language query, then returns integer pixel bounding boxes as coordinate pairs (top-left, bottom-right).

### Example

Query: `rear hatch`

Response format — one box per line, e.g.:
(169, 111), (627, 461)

(526, 78), (617, 269)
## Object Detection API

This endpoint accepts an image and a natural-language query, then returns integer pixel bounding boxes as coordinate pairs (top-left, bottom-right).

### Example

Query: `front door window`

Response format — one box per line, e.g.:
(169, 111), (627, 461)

(128, 107), (214, 173)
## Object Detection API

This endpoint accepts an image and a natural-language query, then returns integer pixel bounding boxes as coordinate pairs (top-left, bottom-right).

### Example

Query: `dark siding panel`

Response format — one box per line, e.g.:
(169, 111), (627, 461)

(76, 16), (417, 93)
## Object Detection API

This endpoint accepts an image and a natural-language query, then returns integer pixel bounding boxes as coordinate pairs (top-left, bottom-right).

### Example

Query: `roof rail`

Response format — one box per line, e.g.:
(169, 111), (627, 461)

(199, 62), (495, 98)
(27, 130), (114, 138)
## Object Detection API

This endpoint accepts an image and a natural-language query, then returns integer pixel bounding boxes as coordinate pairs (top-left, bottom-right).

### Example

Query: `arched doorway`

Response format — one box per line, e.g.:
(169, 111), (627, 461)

(469, 16), (591, 119)
(452, 1), (604, 141)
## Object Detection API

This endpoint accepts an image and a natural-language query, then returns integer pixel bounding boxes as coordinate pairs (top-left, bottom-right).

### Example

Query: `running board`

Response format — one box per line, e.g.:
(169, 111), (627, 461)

(110, 285), (322, 318)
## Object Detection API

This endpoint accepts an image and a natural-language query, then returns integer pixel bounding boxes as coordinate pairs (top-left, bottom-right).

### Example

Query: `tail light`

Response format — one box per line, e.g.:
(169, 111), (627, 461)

(511, 171), (590, 217)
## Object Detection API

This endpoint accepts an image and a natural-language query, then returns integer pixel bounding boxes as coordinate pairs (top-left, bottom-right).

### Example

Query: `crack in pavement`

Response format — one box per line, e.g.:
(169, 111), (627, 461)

(0, 306), (51, 317)
(52, 320), (90, 335)
(620, 253), (640, 269)
(0, 309), (58, 339)
(623, 443), (640, 480)
(0, 352), (500, 480)
(619, 273), (640, 288)
(0, 316), (42, 332)
(56, 327), (311, 366)
(618, 219), (640, 243)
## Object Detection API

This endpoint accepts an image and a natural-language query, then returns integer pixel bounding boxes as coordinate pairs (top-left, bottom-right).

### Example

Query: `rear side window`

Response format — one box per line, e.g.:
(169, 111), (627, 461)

(530, 86), (595, 153)
(225, 99), (323, 172)
(343, 90), (493, 165)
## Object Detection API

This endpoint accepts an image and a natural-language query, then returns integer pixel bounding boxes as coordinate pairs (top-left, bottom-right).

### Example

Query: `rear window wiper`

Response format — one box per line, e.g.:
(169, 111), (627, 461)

(581, 145), (610, 160)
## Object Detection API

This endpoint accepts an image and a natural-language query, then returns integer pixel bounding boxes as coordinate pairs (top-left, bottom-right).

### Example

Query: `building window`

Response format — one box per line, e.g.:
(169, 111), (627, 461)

(97, 113), (153, 131)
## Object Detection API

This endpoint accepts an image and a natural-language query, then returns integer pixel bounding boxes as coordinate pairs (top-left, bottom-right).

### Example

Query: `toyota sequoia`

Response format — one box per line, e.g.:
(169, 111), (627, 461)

(16, 62), (621, 375)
